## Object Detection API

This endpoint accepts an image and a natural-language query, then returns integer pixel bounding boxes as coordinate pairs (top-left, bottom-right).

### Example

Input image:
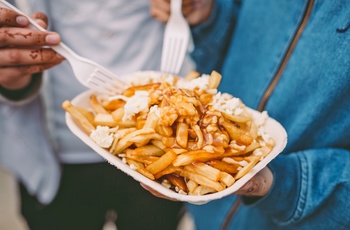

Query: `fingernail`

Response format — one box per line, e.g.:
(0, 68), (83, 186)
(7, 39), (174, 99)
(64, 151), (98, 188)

(45, 34), (60, 44)
(240, 181), (253, 192)
(16, 16), (29, 25)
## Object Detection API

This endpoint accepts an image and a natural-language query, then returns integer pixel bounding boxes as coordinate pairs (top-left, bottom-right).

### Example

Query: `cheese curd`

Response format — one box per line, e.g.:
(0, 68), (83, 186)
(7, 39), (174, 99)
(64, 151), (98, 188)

(90, 126), (114, 148)
(177, 74), (211, 91)
(122, 90), (149, 121)
(211, 92), (243, 116)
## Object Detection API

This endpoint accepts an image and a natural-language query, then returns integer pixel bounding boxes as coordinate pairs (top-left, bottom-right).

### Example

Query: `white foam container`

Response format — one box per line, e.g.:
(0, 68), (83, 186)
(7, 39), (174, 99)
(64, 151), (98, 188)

(65, 74), (287, 204)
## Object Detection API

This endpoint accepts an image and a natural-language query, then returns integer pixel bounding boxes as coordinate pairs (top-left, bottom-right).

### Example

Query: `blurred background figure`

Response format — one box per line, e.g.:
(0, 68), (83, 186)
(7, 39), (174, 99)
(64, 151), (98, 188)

(0, 166), (29, 230)
(0, 0), (195, 229)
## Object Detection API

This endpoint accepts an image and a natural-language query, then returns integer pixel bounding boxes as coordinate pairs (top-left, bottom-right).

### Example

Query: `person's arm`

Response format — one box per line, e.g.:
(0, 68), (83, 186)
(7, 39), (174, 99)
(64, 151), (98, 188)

(245, 148), (350, 228)
(0, 7), (63, 104)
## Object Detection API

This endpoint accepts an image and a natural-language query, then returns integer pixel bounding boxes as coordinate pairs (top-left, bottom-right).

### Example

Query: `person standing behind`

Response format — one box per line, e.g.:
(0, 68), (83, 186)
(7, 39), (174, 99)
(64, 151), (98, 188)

(0, 0), (194, 229)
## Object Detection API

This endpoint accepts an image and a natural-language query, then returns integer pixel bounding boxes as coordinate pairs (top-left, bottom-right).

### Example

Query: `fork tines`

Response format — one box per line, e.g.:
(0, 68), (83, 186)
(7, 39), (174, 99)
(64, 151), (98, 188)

(161, 37), (186, 74)
(87, 68), (128, 95)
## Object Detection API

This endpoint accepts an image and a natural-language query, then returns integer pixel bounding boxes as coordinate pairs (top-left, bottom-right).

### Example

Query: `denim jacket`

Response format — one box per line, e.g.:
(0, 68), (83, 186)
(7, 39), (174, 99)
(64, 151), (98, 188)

(187, 0), (350, 229)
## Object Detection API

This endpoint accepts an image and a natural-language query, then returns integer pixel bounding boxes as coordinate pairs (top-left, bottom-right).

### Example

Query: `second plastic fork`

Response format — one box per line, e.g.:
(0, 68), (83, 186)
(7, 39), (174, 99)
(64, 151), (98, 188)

(0, 0), (128, 95)
(160, 0), (191, 75)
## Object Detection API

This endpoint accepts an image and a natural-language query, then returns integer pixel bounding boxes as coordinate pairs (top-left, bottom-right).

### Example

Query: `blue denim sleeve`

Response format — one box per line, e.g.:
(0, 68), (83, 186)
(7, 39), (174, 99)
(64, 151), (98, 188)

(245, 149), (350, 228)
(190, 0), (239, 74)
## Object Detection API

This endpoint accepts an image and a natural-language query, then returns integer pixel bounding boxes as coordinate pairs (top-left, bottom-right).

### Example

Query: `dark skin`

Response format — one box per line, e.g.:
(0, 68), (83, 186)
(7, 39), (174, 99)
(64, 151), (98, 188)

(0, 8), (64, 90)
(149, 0), (214, 25)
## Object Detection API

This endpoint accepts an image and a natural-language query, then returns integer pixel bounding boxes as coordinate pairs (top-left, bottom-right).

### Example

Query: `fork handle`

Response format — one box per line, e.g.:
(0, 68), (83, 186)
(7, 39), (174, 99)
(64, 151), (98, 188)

(0, 0), (82, 62)
(171, 0), (182, 15)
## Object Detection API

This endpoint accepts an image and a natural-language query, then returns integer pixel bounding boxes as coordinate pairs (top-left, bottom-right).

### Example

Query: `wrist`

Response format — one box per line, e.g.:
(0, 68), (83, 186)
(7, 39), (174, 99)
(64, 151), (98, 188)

(0, 74), (32, 90)
(236, 167), (274, 197)
(0, 74), (42, 101)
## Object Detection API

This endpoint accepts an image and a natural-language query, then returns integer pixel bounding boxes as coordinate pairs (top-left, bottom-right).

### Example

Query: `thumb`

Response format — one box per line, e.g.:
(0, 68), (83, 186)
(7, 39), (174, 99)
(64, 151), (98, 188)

(235, 167), (274, 197)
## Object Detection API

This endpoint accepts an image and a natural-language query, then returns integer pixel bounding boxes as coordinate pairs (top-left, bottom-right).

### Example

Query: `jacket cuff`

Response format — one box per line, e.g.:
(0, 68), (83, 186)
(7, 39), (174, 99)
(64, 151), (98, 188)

(242, 153), (302, 223)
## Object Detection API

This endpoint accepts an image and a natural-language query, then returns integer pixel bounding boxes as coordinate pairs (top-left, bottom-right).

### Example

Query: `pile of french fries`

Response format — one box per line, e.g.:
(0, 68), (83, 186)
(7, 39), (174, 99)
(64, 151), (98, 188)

(62, 71), (275, 196)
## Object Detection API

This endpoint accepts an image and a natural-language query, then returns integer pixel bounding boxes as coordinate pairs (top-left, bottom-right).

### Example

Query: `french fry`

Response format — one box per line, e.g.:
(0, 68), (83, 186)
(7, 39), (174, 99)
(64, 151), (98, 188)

(199, 93), (213, 105)
(126, 159), (154, 180)
(260, 145), (273, 157)
(173, 149), (243, 167)
(218, 172), (235, 187)
(171, 148), (188, 155)
(219, 118), (253, 146)
(176, 122), (189, 148)
(116, 120), (137, 128)
(94, 113), (118, 127)
(162, 137), (177, 148)
(165, 174), (188, 193)
(154, 164), (179, 179)
(111, 108), (136, 128)
(192, 125), (204, 149)
(207, 160), (239, 174)
(135, 112), (147, 129)
(62, 100), (95, 134)
(76, 107), (95, 125)
(125, 152), (159, 165)
(184, 70), (200, 81)
(114, 128), (137, 139)
(184, 162), (221, 182)
(102, 99), (125, 110)
(249, 120), (259, 139)
(146, 149), (177, 175)
(131, 145), (165, 157)
(111, 107), (124, 122)
(186, 141), (198, 151)
(155, 124), (173, 137)
(192, 185), (216, 196)
(242, 141), (261, 154)
(151, 139), (167, 151)
(178, 169), (224, 192)
(110, 128), (136, 153)
(208, 70), (222, 89)
(234, 156), (260, 180)
(90, 94), (108, 114)
(222, 112), (252, 123)
(130, 133), (163, 146)
(204, 145), (226, 154)
(186, 180), (198, 194)
(111, 128), (155, 154)
(266, 137), (275, 147)
(126, 156), (159, 165)
(243, 155), (260, 163)
(110, 109), (137, 128)
(224, 147), (245, 156)
(143, 112), (159, 129)
(173, 150), (218, 167)
(123, 83), (161, 97)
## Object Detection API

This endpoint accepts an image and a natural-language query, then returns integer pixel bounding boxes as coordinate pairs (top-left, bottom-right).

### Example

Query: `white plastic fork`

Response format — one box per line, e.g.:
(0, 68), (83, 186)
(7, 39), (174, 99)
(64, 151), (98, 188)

(0, 0), (128, 95)
(160, 0), (191, 75)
